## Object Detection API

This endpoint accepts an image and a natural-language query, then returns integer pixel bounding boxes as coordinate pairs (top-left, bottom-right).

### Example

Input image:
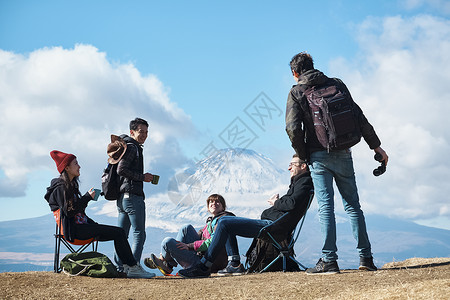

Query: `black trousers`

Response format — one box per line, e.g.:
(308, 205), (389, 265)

(74, 223), (137, 267)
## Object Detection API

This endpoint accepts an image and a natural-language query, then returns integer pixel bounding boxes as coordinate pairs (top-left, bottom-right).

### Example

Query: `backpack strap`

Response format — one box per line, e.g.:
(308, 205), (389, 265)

(295, 83), (315, 116)
(62, 258), (93, 276)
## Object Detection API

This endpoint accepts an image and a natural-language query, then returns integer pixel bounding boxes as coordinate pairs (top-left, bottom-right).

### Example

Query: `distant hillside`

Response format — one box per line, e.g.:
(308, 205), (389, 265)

(1, 211), (449, 273)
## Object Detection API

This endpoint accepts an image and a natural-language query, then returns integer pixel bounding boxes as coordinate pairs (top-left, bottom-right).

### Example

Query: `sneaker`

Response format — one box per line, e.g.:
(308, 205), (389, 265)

(306, 258), (340, 275)
(143, 256), (157, 269)
(217, 262), (246, 276)
(149, 253), (173, 275)
(178, 263), (211, 279)
(359, 257), (378, 271)
(125, 264), (156, 279)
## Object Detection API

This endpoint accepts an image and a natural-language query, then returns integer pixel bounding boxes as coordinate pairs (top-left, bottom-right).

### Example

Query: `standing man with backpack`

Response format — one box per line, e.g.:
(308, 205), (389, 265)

(285, 52), (388, 274)
(114, 117), (155, 274)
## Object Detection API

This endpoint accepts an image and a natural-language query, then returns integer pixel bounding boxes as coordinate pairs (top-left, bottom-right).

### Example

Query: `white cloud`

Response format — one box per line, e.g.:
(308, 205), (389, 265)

(401, 0), (450, 15)
(329, 15), (450, 225)
(0, 44), (194, 199)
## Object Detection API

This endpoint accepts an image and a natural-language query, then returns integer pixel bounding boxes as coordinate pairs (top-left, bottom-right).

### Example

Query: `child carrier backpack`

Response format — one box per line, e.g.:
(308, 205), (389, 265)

(300, 79), (362, 151)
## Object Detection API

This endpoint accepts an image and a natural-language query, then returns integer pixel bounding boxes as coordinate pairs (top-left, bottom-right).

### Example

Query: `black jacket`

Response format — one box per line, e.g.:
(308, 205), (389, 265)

(285, 69), (381, 160)
(44, 177), (95, 242)
(260, 171), (313, 223)
(117, 134), (145, 197)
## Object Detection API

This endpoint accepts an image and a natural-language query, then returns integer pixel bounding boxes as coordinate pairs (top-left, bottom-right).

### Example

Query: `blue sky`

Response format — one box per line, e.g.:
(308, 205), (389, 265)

(1, 0), (450, 230)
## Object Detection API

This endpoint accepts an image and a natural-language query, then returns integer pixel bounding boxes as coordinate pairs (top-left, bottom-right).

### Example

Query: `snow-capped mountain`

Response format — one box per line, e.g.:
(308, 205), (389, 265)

(174, 148), (287, 195)
(168, 148), (288, 204)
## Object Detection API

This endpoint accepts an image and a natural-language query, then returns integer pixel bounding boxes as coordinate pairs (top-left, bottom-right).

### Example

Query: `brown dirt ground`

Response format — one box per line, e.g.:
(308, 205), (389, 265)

(1, 257), (449, 300)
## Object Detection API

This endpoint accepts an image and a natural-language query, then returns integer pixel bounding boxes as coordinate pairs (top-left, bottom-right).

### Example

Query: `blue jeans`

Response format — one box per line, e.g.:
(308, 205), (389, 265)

(115, 193), (146, 269)
(161, 224), (202, 269)
(309, 150), (372, 262)
(203, 216), (272, 264)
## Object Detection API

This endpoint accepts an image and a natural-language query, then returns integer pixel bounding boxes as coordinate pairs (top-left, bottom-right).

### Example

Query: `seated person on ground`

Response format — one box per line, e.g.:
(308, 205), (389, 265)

(178, 154), (313, 278)
(143, 194), (236, 275)
(44, 150), (155, 279)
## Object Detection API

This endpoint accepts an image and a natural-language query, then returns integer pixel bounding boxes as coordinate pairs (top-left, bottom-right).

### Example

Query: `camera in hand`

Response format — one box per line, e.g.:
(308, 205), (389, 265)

(373, 153), (386, 176)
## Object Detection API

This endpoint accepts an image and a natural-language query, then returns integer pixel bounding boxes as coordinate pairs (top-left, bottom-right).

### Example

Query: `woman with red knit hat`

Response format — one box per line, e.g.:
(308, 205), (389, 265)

(44, 150), (155, 279)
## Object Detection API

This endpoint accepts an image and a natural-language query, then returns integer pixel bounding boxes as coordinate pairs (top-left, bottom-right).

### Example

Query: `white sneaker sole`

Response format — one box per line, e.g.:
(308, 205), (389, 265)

(216, 272), (244, 276)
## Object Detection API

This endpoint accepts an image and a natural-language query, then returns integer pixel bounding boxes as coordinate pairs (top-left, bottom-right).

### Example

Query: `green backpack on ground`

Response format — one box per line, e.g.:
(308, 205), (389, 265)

(60, 251), (118, 278)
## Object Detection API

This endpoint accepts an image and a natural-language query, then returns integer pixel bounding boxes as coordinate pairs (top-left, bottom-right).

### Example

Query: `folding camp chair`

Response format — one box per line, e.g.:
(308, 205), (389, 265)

(53, 209), (98, 273)
(256, 189), (314, 273)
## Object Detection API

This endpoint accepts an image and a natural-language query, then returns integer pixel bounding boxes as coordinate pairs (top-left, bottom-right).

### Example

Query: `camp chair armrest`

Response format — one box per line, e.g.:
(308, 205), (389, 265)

(258, 212), (294, 240)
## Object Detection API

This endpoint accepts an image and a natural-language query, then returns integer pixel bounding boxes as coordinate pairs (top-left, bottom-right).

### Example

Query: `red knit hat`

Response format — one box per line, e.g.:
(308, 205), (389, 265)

(50, 150), (76, 174)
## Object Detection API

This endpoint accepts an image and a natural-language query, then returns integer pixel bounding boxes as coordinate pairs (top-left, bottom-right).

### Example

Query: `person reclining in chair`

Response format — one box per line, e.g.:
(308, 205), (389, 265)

(178, 154), (313, 278)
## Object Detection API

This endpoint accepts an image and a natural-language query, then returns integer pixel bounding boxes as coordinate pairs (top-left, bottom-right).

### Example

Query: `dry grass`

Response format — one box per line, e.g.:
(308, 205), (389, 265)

(1, 257), (449, 300)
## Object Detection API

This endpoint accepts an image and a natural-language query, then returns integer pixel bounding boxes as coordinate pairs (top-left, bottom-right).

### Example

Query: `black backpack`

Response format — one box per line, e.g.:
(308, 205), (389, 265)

(245, 237), (300, 273)
(101, 135), (133, 201)
(101, 163), (120, 201)
(300, 79), (362, 151)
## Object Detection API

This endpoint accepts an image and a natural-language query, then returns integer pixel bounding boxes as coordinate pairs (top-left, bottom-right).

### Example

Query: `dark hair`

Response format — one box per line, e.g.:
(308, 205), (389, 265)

(292, 153), (308, 167)
(206, 194), (227, 210)
(130, 118), (149, 131)
(60, 171), (81, 217)
(289, 52), (314, 75)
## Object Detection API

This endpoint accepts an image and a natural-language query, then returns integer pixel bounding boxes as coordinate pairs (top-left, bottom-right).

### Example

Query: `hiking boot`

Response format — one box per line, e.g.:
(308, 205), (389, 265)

(217, 262), (246, 276)
(359, 256), (378, 271)
(306, 258), (340, 275)
(143, 256), (157, 269)
(178, 263), (211, 278)
(150, 253), (173, 275)
(125, 264), (156, 279)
